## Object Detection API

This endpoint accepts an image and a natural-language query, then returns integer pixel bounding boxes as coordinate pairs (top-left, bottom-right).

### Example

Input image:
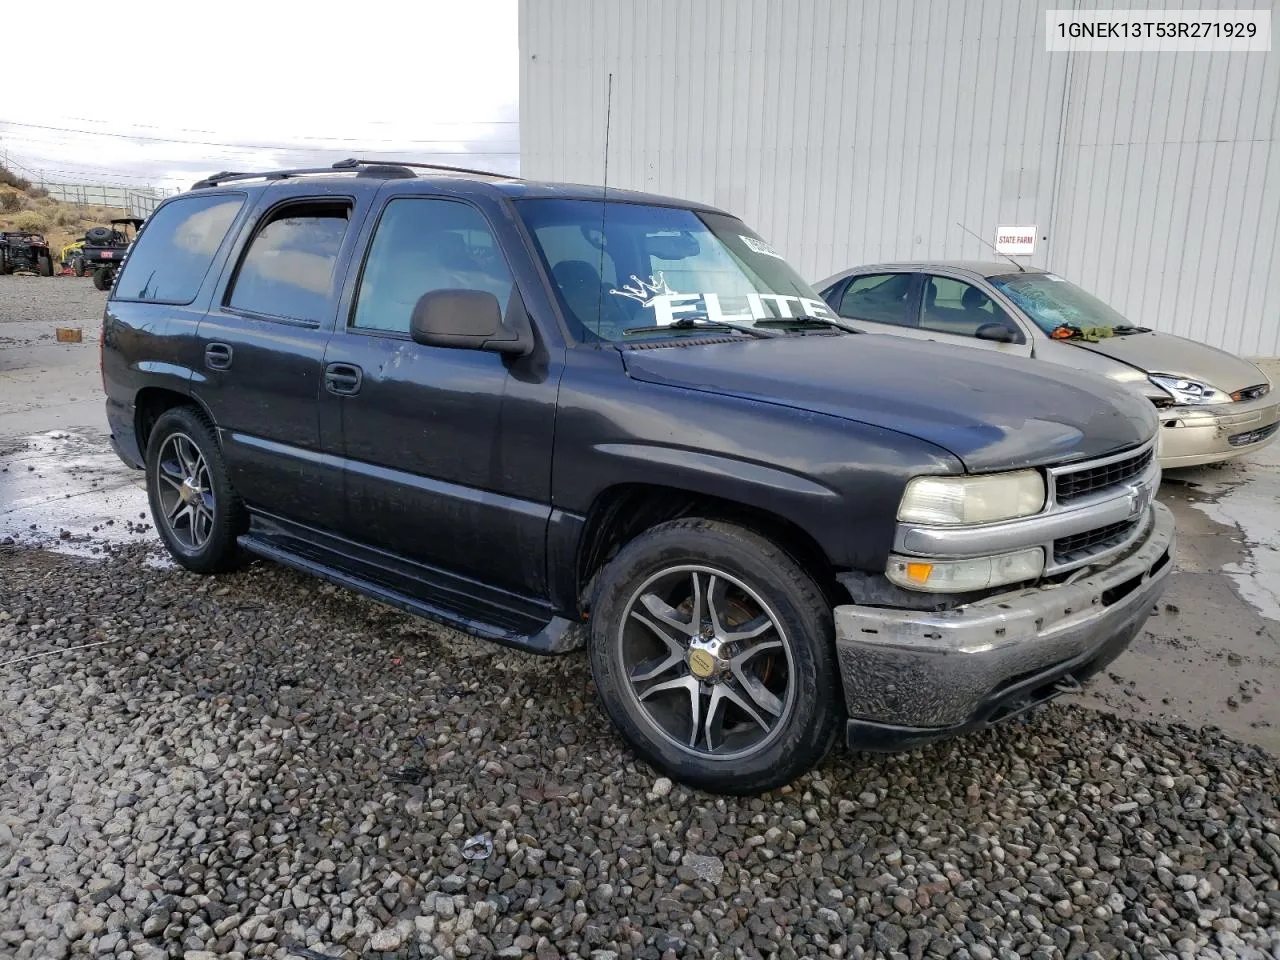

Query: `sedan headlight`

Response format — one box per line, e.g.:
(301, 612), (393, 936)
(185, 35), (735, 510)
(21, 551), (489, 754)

(1149, 373), (1231, 406)
(897, 470), (1046, 526)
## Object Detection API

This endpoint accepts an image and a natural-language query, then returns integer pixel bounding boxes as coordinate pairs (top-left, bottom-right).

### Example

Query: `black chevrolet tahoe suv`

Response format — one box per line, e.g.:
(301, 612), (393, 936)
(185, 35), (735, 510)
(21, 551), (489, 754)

(102, 159), (1174, 794)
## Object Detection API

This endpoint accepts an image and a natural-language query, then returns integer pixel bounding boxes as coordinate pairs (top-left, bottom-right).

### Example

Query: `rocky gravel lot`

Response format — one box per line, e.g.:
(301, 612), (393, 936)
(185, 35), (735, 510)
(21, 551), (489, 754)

(0, 275), (106, 342)
(2, 546), (1278, 960)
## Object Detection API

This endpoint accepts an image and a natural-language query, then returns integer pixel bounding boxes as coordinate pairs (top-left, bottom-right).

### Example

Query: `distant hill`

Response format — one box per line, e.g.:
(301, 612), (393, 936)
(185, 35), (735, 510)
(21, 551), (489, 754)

(1, 165), (130, 256)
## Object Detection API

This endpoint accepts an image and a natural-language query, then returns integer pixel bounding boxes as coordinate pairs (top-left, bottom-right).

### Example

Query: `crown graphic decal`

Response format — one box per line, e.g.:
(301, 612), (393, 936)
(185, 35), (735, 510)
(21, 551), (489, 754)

(609, 273), (677, 306)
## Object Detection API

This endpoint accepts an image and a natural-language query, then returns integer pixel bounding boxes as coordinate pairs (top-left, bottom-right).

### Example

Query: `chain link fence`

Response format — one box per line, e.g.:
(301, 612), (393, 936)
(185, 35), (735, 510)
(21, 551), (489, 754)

(34, 182), (173, 218)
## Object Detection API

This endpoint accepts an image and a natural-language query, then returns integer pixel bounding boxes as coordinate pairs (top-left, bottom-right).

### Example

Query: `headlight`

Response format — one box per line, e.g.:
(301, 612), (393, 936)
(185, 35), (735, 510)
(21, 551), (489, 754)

(1149, 374), (1230, 406)
(897, 470), (1045, 525)
(887, 548), (1045, 593)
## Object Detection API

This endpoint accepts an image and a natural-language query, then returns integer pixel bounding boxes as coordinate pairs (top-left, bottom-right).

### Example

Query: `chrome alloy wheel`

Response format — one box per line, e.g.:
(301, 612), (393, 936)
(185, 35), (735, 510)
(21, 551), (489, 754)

(616, 565), (796, 760)
(154, 432), (215, 551)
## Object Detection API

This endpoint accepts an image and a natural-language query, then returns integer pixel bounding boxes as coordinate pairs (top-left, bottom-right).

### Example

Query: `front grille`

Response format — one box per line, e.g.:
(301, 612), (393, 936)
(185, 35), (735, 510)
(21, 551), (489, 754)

(1229, 421), (1279, 447)
(1054, 446), (1153, 503)
(1054, 518), (1141, 566)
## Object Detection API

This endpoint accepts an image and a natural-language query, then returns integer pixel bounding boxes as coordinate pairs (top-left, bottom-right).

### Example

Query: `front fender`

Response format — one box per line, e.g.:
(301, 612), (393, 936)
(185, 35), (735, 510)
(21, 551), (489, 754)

(550, 348), (961, 586)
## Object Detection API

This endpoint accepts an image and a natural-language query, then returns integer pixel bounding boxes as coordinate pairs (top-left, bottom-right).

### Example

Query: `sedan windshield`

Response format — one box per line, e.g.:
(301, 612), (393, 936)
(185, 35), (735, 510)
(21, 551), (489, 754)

(990, 273), (1141, 338)
(516, 198), (836, 341)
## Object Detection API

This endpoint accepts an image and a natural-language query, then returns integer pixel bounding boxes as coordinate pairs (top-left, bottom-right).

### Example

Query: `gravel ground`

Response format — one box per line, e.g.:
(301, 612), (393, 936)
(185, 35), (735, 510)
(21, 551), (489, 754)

(0, 275), (106, 345)
(2, 546), (1278, 960)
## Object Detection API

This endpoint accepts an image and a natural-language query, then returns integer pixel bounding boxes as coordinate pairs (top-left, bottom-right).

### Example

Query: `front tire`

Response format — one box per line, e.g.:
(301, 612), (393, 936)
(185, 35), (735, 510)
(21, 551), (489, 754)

(589, 518), (841, 794)
(145, 407), (246, 573)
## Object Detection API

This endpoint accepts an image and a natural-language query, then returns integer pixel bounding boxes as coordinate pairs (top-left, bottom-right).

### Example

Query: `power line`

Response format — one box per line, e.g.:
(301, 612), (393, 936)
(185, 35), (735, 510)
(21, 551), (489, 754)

(0, 119), (520, 153)
(61, 115), (518, 133)
(4, 136), (519, 178)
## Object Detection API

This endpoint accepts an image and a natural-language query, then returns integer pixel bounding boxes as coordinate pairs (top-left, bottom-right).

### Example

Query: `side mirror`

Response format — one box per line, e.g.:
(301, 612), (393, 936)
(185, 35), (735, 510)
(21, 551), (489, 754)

(975, 322), (1017, 343)
(409, 289), (533, 356)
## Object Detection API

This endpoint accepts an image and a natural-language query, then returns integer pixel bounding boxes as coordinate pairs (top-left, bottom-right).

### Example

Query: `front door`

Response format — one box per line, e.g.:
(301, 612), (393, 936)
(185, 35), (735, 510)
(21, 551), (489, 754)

(323, 194), (559, 597)
(913, 274), (1034, 357)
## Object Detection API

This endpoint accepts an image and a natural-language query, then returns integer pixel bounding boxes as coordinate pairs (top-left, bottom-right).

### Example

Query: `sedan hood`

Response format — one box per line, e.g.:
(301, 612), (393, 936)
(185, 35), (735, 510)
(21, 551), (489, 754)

(621, 335), (1157, 472)
(1070, 330), (1268, 393)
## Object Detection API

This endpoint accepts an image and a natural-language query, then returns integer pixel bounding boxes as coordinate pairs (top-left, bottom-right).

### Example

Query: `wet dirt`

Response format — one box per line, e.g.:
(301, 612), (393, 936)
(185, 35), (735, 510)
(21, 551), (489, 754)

(0, 428), (161, 563)
(1067, 430), (1280, 753)
(0, 275), (110, 436)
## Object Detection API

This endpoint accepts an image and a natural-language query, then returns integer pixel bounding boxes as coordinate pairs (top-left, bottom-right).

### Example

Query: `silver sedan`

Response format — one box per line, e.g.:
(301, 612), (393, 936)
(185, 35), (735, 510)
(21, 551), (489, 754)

(815, 261), (1278, 469)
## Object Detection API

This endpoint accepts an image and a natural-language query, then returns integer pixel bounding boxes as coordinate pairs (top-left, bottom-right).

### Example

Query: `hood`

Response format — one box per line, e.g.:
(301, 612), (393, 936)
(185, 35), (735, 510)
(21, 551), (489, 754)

(621, 335), (1157, 472)
(1069, 330), (1268, 393)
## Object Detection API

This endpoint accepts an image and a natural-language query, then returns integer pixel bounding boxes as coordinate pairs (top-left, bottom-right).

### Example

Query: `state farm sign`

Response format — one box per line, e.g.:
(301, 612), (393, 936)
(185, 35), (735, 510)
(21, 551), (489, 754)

(994, 225), (1037, 257)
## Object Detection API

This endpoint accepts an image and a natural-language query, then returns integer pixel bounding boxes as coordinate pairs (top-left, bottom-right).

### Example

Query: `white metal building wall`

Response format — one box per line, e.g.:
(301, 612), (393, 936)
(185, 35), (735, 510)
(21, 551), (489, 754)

(520, 0), (1280, 356)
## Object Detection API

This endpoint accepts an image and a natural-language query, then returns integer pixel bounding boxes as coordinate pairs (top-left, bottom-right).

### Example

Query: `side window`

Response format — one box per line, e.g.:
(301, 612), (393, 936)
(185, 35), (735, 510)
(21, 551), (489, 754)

(920, 275), (1021, 340)
(227, 201), (351, 323)
(353, 198), (513, 334)
(113, 194), (244, 304)
(837, 273), (917, 327)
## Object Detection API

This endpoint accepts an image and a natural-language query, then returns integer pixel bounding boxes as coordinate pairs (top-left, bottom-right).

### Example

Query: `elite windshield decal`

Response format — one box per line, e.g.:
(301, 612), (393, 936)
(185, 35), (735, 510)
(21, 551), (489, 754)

(608, 272), (835, 326)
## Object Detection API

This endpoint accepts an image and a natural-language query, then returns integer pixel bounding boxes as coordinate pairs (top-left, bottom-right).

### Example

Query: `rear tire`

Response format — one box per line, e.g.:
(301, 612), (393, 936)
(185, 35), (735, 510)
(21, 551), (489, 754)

(588, 518), (841, 794)
(145, 406), (246, 574)
(37, 254), (52, 277)
(73, 257), (86, 278)
(92, 267), (111, 291)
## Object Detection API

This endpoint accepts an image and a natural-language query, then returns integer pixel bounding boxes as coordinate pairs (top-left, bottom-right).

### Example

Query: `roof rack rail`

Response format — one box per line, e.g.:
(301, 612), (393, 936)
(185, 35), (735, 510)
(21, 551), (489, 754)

(333, 158), (521, 180)
(191, 158), (519, 191)
(191, 167), (349, 190)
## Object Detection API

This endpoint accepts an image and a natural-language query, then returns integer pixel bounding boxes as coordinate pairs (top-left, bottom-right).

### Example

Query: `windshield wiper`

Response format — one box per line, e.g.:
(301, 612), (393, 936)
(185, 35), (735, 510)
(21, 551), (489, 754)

(622, 316), (778, 339)
(753, 315), (864, 335)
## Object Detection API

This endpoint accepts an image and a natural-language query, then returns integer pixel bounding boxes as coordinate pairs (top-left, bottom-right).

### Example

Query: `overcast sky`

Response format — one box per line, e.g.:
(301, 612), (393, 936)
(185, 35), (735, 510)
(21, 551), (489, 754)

(0, 0), (519, 194)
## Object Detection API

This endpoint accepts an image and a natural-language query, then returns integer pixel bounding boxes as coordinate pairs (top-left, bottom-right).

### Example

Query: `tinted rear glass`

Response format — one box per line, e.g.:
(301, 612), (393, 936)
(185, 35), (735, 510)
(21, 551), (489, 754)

(113, 194), (244, 304)
(228, 203), (350, 323)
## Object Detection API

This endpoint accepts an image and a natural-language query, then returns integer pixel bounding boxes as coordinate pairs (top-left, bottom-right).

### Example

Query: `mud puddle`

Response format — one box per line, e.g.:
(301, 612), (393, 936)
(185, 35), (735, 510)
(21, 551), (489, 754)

(0, 428), (165, 563)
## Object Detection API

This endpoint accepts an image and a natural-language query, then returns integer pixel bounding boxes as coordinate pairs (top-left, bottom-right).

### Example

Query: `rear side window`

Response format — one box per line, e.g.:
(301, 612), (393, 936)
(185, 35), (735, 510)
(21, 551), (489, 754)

(113, 194), (244, 304)
(228, 201), (351, 324)
(837, 273), (917, 327)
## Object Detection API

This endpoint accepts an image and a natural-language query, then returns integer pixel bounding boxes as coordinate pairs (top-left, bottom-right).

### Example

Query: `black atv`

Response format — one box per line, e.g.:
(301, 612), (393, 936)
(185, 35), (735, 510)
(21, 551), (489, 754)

(79, 217), (144, 290)
(0, 231), (55, 276)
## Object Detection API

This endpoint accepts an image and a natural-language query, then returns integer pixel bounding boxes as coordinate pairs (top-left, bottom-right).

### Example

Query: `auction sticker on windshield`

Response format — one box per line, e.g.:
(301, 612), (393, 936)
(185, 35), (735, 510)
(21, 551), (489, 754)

(740, 235), (785, 259)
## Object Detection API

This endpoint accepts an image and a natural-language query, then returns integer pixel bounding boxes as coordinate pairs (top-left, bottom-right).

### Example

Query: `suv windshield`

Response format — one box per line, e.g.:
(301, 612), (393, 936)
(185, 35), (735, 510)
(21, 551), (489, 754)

(516, 198), (834, 341)
(990, 273), (1138, 337)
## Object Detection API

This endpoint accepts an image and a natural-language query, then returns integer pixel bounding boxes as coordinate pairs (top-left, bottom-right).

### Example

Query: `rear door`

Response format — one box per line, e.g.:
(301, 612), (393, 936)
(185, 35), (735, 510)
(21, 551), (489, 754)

(193, 183), (373, 526)
(824, 271), (923, 334)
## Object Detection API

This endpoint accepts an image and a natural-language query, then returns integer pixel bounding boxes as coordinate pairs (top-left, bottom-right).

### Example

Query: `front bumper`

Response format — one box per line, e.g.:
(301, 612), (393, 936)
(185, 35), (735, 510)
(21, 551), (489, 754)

(1157, 396), (1279, 468)
(834, 501), (1174, 751)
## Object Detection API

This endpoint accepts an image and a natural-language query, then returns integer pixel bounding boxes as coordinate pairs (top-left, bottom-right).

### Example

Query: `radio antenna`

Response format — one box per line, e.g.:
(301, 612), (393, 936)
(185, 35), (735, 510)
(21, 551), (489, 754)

(956, 222), (1027, 272)
(593, 72), (614, 340)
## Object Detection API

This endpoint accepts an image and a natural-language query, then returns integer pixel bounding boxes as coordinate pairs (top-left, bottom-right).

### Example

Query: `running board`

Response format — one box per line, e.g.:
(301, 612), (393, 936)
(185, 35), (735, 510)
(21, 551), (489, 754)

(238, 535), (581, 655)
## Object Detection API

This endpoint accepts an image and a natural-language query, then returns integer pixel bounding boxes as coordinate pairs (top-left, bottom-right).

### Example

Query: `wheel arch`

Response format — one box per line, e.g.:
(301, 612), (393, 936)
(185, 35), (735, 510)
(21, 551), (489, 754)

(574, 482), (841, 614)
(134, 386), (218, 456)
